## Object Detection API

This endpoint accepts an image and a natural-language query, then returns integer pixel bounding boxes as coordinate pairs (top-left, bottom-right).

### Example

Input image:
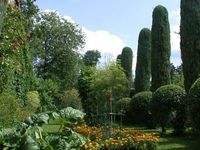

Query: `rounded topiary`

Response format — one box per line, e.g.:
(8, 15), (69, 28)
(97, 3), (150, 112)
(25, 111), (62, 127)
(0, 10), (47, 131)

(129, 91), (153, 128)
(152, 84), (186, 134)
(188, 77), (200, 130)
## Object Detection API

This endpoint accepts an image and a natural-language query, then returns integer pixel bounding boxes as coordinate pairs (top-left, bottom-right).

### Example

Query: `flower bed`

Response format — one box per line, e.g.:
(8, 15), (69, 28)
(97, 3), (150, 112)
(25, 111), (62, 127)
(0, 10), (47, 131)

(74, 125), (159, 150)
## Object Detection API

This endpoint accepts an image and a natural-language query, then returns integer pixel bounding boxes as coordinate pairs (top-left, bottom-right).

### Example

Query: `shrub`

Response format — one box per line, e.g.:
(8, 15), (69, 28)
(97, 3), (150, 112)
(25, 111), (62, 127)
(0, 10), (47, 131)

(115, 97), (131, 124)
(59, 88), (82, 110)
(151, 84), (186, 134)
(26, 91), (40, 112)
(0, 92), (20, 127)
(188, 77), (200, 130)
(37, 79), (59, 111)
(129, 91), (153, 128)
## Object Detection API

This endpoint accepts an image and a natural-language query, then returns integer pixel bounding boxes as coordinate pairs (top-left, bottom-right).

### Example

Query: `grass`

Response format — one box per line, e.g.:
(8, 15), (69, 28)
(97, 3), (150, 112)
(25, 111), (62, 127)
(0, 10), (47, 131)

(138, 127), (200, 150)
(43, 121), (200, 150)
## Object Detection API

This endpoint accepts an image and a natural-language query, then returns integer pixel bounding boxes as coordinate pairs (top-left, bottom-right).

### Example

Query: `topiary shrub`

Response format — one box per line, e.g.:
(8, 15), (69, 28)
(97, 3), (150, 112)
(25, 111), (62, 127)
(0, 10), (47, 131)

(151, 84), (186, 134)
(129, 91), (154, 128)
(188, 77), (200, 131)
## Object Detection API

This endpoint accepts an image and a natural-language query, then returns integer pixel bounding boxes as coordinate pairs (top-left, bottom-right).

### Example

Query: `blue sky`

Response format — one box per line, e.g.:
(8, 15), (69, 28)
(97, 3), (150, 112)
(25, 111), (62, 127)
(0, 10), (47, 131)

(36, 0), (181, 69)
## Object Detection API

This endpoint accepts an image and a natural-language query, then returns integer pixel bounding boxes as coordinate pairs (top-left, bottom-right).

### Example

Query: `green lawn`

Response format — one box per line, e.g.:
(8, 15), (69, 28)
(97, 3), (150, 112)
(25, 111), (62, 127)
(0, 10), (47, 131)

(158, 133), (200, 150)
(43, 122), (200, 150)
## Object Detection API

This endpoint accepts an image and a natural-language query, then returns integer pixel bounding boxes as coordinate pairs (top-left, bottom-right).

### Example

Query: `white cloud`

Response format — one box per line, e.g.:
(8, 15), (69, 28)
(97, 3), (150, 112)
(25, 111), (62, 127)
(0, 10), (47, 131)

(82, 28), (125, 61)
(169, 9), (182, 66)
(63, 16), (75, 24)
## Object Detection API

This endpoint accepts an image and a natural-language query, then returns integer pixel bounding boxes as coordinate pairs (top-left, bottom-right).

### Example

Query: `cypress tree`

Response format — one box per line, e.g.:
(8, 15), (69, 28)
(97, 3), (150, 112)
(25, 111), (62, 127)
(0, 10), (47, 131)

(121, 47), (133, 82)
(135, 28), (151, 93)
(180, 0), (200, 92)
(151, 5), (171, 91)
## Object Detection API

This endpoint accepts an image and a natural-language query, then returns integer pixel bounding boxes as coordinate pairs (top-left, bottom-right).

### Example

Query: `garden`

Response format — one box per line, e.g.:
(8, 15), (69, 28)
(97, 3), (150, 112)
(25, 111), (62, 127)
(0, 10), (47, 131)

(1, 0), (200, 150)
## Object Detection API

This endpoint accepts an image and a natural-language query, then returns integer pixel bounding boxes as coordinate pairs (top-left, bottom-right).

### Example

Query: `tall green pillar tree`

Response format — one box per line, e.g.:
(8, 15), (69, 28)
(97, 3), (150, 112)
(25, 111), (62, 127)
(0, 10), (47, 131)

(180, 0), (200, 92)
(135, 28), (151, 93)
(121, 47), (133, 83)
(151, 5), (171, 91)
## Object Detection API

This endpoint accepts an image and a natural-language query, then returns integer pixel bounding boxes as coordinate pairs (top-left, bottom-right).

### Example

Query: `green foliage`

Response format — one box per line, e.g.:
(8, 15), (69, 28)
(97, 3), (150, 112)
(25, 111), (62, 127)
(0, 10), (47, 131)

(0, 107), (86, 149)
(130, 91), (154, 128)
(120, 47), (133, 82)
(170, 64), (184, 88)
(151, 5), (171, 91)
(135, 28), (151, 93)
(180, 0), (200, 92)
(151, 84), (186, 134)
(83, 50), (101, 66)
(30, 11), (85, 89)
(116, 97), (131, 114)
(0, 1), (6, 34)
(0, 5), (36, 105)
(37, 79), (59, 111)
(188, 77), (200, 130)
(0, 92), (20, 128)
(26, 91), (40, 112)
(77, 66), (96, 123)
(59, 88), (82, 110)
(88, 62), (129, 125)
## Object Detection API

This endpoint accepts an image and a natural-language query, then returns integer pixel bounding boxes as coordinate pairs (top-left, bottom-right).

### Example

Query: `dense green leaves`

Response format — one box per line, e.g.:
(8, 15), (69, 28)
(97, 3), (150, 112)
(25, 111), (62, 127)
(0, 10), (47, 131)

(180, 0), (200, 92)
(151, 84), (186, 134)
(120, 47), (133, 82)
(135, 28), (151, 93)
(130, 91), (153, 127)
(83, 50), (101, 66)
(30, 11), (85, 89)
(151, 5), (171, 91)
(188, 77), (200, 130)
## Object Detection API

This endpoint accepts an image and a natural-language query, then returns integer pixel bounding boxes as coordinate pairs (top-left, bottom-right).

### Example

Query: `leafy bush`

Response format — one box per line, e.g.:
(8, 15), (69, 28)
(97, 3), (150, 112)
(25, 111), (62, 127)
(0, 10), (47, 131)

(129, 91), (153, 128)
(0, 92), (20, 128)
(115, 97), (131, 124)
(151, 84), (186, 134)
(59, 88), (82, 110)
(188, 77), (200, 130)
(0, 107), (86, 149)
(116, 97), (131, 114)
(26, 91), (40, 112)
(37, 79), (59, 111)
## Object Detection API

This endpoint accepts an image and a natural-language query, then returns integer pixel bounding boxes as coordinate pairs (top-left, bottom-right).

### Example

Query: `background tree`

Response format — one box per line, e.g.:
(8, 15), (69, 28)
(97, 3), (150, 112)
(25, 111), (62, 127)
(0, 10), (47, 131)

(83, 50), (101, 66)
(180, 0), (200, 92)
(135, 28), (151, 93)
(151, 5), (171, 91)
(88, 62), (129, 125)
(30, 12), (85, 90)
(120, 47), (133, 83)
(170, 64), (184, 88)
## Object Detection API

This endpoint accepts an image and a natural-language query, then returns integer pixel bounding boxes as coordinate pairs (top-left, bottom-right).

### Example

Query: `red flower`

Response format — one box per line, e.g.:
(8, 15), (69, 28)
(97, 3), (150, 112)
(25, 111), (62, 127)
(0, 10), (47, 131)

(19, 40), (25, 46)
(26, 33), (31, 39)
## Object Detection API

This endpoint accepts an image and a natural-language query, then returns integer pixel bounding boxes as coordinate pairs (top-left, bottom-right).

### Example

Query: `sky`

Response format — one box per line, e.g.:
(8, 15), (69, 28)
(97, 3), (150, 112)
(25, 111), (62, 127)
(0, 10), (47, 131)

(35, 0), (181, 71)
